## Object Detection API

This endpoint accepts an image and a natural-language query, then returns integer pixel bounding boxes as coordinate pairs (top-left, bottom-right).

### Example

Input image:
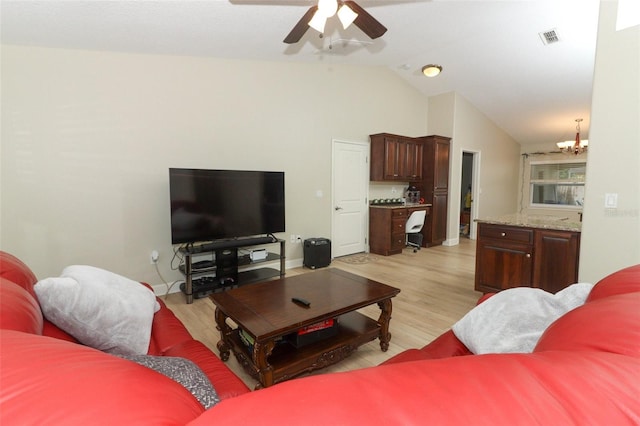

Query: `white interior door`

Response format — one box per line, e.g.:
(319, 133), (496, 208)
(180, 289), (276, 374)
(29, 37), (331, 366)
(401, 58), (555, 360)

(332, 140), (369, 257)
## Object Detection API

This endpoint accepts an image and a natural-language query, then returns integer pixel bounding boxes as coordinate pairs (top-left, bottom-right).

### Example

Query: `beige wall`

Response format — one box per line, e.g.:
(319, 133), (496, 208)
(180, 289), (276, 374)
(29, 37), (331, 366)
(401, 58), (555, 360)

(579, 1), (640, 282)
(443, 93), (521, 244)
(1, 45), (429, 282)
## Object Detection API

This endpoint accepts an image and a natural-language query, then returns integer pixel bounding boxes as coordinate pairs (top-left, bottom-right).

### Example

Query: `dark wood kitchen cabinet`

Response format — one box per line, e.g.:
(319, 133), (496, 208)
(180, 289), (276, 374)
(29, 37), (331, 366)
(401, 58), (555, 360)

(475, 222), (580, 294)
(411, 135), (451, 247)
(369, 205), (431, 256)
(370, 133), (423, 181)
(532, 229), (581, 294)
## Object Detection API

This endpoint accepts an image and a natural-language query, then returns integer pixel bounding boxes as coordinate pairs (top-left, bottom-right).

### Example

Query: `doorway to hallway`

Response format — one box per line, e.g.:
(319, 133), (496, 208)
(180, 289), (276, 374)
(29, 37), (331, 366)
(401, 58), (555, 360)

(460, 151), (480, 240)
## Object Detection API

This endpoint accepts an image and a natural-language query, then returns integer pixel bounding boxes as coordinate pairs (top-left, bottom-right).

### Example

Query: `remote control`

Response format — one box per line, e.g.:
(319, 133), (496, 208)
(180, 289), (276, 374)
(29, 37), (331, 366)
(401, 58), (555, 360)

(291, 297), (311, 308)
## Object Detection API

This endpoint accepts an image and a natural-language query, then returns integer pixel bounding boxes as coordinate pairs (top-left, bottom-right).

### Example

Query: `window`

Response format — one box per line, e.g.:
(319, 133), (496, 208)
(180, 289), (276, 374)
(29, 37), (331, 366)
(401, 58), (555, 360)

(530, 161), (586, 208)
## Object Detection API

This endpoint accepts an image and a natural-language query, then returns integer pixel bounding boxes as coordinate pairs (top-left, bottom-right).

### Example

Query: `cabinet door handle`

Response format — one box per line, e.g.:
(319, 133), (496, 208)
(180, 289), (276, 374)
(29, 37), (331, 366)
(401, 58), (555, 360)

(501, 232), (506, 237)
(526, 253), (531, 258)
(335, 206), (343, 211)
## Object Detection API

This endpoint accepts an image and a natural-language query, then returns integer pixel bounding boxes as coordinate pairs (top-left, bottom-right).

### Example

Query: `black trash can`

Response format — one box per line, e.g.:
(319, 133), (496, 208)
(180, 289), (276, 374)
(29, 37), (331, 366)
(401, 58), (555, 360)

(303, 238), (331, 269)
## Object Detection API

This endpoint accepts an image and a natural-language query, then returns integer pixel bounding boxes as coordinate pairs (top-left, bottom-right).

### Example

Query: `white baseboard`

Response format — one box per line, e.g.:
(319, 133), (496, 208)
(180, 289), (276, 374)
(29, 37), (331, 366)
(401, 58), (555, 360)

(443, 237), (460, 246)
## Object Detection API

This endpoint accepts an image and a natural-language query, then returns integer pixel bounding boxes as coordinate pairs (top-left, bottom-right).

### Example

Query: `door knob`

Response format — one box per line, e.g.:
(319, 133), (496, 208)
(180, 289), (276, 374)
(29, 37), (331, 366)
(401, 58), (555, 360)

(335, 206), (343, 211)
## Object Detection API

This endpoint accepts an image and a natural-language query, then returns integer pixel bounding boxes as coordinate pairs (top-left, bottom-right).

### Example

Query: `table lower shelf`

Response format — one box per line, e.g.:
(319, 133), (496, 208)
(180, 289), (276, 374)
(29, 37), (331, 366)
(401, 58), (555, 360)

(224, 311), (381, 387)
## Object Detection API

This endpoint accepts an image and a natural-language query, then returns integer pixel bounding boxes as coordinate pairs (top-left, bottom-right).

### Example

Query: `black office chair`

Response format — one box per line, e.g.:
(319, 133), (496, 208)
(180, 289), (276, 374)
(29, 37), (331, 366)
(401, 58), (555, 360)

(406, 210), (426, 252)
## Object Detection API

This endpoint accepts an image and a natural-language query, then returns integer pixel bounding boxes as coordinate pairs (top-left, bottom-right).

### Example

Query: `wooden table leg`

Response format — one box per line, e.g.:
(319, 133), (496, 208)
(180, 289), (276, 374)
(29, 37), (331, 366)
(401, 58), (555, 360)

(253, 340), (276, 389)
(214, 307), (231, 361)
(377, 299), (393, 352)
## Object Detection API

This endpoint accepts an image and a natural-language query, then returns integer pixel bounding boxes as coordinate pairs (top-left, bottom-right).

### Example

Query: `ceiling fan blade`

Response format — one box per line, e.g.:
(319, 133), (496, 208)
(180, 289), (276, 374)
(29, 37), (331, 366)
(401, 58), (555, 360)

(344, 1), (387, 39)
(284, 5), (318, 44)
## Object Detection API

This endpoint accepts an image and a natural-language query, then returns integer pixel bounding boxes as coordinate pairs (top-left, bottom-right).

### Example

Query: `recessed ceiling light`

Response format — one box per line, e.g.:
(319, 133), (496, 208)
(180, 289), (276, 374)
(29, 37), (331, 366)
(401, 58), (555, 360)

(422, 64), (442, 77)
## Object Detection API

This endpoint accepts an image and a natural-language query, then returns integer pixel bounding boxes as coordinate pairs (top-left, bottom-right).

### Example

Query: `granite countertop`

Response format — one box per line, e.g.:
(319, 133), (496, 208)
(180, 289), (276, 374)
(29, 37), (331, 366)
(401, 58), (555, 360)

(475, 213), (582, 232)
(370, 203), (432, 209)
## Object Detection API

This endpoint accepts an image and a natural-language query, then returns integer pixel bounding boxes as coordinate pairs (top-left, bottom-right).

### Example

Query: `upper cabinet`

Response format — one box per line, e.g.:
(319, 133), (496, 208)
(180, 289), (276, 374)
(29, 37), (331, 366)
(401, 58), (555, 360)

(370, 133), (423, 181)
(414, 135), (451, 246)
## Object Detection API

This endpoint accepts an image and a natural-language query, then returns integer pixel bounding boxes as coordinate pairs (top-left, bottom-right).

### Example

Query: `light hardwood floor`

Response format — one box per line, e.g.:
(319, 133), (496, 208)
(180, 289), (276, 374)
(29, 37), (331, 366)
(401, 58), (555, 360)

(163, 238), (481, 389)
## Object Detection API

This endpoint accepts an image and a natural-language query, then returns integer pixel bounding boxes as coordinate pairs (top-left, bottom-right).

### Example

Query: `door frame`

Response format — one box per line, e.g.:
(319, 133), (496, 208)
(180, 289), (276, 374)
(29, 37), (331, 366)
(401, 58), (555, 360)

(460, 149), (481, 240)
(331, 138), (370, 257)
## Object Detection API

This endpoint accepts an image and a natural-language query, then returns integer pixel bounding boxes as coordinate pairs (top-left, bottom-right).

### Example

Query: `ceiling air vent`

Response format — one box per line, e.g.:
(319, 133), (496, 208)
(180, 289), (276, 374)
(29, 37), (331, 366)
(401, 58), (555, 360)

(539, 28), (561, 45)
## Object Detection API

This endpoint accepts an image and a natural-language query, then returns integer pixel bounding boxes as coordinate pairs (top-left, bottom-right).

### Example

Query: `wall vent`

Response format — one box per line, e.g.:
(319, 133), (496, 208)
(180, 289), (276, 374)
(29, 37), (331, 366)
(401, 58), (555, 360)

(539, 28), (561, 45)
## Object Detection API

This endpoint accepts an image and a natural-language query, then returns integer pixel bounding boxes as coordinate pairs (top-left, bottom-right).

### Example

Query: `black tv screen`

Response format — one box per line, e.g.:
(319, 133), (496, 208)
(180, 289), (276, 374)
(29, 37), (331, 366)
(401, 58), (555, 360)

(169, 168), (285, 245)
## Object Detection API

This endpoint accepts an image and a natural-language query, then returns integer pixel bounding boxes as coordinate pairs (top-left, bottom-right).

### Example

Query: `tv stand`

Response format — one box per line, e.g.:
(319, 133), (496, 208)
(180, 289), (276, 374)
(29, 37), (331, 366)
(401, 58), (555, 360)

(185, 236), (277, 254)
(178, 237), (285, 304)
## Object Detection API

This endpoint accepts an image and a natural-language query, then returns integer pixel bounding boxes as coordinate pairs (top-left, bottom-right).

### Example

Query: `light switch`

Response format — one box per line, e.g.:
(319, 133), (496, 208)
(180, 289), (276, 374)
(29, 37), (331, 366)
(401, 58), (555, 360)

(604, 193), (618, 208)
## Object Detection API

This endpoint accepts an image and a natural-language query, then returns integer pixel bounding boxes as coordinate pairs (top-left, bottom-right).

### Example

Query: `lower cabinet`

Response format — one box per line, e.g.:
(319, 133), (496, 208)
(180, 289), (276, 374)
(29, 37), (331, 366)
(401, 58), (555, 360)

(369, 206), (430, 256)
(475, 222), (580, 294)
(532, 229), (581, 294)
(429, 192), (448, 246)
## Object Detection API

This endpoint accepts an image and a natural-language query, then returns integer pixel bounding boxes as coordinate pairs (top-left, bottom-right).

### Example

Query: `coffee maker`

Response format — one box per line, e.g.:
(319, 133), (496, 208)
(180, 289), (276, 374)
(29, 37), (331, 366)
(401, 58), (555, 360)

(405, 186), (420, 204)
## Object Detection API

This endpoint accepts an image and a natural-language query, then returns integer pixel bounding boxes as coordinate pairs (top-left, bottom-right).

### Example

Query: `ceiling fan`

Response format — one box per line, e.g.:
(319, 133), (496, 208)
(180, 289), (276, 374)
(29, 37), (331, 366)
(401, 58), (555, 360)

(283, 0), (387, 44)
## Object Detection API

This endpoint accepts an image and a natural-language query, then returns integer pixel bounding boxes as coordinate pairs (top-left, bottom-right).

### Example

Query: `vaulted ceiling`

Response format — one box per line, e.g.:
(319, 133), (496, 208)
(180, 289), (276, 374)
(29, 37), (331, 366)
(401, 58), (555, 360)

(1, 0), (601, 146)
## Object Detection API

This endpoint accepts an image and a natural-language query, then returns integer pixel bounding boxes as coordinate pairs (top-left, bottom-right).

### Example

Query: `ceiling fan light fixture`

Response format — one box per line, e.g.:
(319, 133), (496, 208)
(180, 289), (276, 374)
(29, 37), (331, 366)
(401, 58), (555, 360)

(337, 4), (358, 29)
(309, 11), (327, 33)
(422, 64), (442, 77)
(317, 0), (338, 18)
(286, 0), (387, 44)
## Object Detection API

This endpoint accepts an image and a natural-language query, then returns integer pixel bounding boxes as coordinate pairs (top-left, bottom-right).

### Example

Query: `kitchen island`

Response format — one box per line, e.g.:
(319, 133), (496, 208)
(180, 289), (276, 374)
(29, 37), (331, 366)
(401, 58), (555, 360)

(474, 214), (581, 294)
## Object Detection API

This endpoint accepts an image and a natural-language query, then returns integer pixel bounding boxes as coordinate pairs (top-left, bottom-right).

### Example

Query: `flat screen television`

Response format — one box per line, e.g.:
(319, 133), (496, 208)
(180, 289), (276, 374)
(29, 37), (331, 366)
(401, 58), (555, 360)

(169, 168), (285, 245)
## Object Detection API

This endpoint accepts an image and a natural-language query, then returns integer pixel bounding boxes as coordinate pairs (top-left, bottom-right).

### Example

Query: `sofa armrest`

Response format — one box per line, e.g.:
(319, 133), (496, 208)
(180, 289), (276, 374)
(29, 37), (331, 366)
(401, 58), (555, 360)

(380, 330), (471, 365)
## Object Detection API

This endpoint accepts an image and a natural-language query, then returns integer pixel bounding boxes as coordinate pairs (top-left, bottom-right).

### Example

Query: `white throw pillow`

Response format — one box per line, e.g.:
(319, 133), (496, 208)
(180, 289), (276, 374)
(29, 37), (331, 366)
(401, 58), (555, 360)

(34, 265), (159, 355)
(452, 282), (593, 354)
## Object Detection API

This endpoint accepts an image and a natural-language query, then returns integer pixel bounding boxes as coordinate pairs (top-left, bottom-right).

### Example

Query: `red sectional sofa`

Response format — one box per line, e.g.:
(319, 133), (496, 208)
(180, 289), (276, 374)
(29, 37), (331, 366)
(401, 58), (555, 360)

(192, 263), (640, 425)
(2, 249), (639, 425)
(0, 251), (249, 424)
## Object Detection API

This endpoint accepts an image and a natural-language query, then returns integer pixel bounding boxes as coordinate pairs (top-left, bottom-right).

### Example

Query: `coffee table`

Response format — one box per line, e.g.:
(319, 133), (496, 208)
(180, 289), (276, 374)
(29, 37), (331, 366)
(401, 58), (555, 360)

(210, 268), (400, 388)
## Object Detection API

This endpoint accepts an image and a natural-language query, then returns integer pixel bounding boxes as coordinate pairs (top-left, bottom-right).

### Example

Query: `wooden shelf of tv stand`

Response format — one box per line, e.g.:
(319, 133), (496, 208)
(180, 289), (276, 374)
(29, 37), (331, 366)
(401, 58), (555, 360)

(226, 311), (381, 389)
(179, 238), (285, 304)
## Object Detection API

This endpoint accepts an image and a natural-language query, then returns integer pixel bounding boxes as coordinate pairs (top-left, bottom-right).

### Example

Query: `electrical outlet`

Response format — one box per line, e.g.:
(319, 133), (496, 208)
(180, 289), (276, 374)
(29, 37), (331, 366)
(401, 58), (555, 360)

(296, 235), (303, 243)
(150, 250), (159, 264)
(290, 234), (296, 243)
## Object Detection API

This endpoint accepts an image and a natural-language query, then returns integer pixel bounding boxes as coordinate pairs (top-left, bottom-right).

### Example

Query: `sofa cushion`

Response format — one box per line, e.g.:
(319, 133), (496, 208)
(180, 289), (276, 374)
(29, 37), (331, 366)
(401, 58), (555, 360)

(380, 330), (472, 365)
(117, 354), (220, 409)
(0, 251), (38, 299)
(162, 339), (251, 400)
(0, 330), (204, 425)
(147, 297), (196, 355)
(34, 265), (159, 355)
(0, 279), (43, 335)
(587, 264), (640, 302)
(187, 351), (640, 425)
(534, 292), (640, 356)
(452, 283), (593, 354)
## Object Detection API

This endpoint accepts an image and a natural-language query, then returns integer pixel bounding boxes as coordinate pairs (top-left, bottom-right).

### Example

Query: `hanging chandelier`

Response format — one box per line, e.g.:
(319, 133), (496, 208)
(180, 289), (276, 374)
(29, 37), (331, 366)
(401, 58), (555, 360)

(557, 118), (588, 155)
